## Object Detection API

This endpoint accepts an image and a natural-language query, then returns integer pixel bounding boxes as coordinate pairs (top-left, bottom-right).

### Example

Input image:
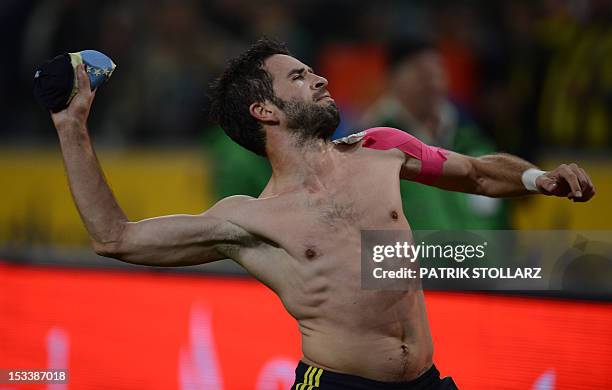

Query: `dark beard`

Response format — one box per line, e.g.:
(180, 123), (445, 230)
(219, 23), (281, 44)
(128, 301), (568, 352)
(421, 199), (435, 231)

(276, 98), (340, 142)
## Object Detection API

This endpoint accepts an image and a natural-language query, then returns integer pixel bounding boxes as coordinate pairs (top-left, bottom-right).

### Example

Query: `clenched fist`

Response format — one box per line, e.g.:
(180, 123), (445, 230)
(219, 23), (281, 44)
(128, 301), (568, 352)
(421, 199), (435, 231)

(536, 163), (595, 202)
(51, 65), (96, 131)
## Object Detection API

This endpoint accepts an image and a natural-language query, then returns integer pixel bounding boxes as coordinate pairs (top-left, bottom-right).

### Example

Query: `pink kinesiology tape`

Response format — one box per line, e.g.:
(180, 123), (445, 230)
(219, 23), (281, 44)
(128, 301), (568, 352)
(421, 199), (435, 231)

(361, 127), (448, 184)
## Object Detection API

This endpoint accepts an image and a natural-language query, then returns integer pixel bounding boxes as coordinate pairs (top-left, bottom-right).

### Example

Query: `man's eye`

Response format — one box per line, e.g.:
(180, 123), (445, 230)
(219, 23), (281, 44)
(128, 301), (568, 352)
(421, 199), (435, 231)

(293, 74), (304, 81)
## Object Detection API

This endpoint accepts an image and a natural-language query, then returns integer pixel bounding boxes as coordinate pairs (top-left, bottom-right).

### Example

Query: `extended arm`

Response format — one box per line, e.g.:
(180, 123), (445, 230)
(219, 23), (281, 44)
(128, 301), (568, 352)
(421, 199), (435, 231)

(402, 150), (596, 201)
(50, 65), (251, 266)
(339, 126), (595, 201)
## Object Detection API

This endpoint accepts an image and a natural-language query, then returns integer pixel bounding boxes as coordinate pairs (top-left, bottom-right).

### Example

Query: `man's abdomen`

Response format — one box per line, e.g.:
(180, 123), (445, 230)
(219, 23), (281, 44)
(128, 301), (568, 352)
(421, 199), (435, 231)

(298, 290), (434, 382)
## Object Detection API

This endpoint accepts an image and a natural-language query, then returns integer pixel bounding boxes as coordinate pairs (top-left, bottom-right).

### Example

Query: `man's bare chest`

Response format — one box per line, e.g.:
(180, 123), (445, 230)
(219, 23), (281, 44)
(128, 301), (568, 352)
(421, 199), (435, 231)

(252, 187), (406, 260)
(234, 152), (407, 259)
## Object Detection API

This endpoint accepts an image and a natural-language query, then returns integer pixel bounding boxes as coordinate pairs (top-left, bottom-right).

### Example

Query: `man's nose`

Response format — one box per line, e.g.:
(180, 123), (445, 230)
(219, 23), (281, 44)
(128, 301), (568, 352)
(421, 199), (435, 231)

(312, 75), (328, 90)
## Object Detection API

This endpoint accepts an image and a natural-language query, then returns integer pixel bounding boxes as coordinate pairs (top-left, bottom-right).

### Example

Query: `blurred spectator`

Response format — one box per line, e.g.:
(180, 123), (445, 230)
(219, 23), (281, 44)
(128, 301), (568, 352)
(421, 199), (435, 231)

(476, 1), (546, 160)
(361, 39), (508, 229)
(204, 126), (271, 199)
(537, 0), (612, 149)
(434, 4), (482, 111)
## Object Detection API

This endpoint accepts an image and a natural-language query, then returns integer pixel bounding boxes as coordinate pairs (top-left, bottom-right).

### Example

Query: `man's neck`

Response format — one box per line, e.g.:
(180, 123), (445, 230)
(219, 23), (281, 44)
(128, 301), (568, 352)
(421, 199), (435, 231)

(264, 129), (337, 194)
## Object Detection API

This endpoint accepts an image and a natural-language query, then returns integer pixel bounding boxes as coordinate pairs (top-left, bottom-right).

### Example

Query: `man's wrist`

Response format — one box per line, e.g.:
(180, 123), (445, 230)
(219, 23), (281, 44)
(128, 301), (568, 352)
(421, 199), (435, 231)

(521, 168), (546, 192)
(55, 119), (87, 134)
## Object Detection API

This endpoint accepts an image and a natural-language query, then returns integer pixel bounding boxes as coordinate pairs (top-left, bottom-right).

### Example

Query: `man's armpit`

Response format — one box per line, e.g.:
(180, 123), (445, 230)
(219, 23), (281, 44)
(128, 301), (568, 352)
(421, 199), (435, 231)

(400, 154), (422, 181)
(213, 220), (261, 259)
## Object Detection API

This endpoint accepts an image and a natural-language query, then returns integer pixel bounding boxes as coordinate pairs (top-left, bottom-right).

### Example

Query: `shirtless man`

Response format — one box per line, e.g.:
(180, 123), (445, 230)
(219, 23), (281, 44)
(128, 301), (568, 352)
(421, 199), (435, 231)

(50, 39), (595, 389)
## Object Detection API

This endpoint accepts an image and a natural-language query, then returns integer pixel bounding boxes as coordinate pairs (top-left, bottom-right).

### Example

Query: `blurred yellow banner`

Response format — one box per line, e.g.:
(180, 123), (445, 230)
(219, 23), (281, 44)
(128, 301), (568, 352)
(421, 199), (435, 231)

(0, 148), (213, 246)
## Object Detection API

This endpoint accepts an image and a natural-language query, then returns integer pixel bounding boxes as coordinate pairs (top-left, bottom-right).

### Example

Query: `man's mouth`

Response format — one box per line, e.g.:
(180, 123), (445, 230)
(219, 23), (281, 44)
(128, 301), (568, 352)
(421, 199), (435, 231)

(315, 94), (333, 102)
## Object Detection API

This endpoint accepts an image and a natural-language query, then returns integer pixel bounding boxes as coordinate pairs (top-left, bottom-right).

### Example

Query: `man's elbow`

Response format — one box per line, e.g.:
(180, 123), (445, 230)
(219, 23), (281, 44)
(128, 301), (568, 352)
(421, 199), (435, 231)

(90, 222), (131, 259)
(460, 157), (488, 196)
(472, 174), (492, 197)
(91, 239), (126, 259)
(467, 157), (502, 197)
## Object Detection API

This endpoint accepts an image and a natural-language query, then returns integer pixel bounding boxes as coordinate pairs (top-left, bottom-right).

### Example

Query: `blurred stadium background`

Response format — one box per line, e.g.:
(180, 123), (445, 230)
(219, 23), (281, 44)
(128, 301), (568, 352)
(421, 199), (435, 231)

(1, 0), (611, 389)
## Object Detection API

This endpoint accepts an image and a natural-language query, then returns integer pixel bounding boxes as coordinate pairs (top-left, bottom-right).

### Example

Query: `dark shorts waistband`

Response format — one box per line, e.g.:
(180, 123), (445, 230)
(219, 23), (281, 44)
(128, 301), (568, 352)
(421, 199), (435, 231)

(292, 361), (456, 390)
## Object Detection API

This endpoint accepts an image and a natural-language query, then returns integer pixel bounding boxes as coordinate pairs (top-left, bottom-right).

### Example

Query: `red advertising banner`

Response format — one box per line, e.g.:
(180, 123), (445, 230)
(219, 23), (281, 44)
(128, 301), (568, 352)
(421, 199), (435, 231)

(1, 262), (611, 389)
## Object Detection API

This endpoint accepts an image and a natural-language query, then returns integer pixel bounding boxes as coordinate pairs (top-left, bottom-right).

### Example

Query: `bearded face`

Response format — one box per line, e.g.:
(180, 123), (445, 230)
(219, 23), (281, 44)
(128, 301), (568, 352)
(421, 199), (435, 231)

(275, 97), (341, 142)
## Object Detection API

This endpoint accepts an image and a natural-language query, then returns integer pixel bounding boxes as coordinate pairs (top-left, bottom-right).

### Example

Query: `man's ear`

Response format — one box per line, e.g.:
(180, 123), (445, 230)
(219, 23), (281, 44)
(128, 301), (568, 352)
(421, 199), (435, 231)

(249, 101), (279, 124)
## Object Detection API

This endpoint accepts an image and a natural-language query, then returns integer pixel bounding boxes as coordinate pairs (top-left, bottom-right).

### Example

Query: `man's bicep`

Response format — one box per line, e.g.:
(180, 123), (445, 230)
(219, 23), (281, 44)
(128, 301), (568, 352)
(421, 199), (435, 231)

(100, 197), (254, 266)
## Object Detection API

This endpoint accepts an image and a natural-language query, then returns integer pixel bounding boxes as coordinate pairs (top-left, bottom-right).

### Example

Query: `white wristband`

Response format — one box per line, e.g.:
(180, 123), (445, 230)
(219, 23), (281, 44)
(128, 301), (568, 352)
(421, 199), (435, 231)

(521, 168), (546, 192)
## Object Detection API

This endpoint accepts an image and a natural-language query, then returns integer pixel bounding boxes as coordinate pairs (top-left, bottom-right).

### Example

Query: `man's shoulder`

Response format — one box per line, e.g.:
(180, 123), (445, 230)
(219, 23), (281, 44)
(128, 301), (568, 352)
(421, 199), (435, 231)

(334, 127), (412, 158)
(355, 141), (406, 163)
(335, 136), (405, 165)
(209, 194), (285, 220)
(205, 195), (255, 218)
(218, 194), (256, 204)
(204, 195), (270, 246)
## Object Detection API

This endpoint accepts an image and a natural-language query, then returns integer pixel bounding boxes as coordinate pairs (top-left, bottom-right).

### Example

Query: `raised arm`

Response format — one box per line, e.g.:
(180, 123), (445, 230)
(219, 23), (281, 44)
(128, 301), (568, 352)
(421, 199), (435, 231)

(50, 65), (253, 266)
(402, 150), (596, 201)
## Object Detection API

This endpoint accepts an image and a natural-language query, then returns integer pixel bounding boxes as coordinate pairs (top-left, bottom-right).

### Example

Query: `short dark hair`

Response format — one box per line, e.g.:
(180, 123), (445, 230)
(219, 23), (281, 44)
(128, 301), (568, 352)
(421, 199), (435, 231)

(209, 38), (290, 156)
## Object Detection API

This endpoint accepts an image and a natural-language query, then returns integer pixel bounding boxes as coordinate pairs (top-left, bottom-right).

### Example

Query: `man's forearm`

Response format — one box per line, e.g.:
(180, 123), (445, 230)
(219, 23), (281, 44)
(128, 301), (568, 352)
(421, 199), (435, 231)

(57, 124), (127, 245)
(472, 153), (537, 197)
